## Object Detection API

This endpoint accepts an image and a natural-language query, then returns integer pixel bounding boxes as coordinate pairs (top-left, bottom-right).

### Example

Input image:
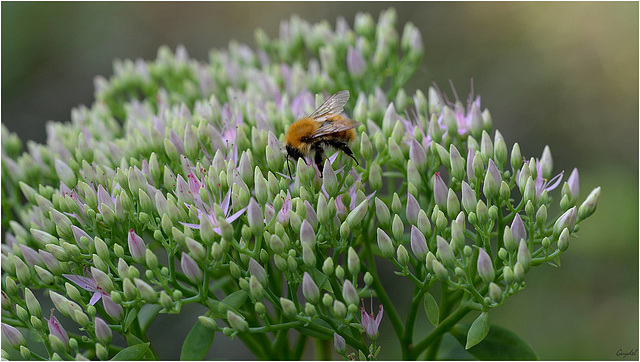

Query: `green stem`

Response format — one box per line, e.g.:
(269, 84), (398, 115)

(292, 333), (308, 360)
(314, 338), (332, 361)
(411, 304), (472, 359)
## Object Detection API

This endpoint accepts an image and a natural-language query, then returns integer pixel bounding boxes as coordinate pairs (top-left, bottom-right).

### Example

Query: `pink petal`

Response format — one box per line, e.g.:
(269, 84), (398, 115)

(89, 291), (102, 305)
(63, 274), (97, 292)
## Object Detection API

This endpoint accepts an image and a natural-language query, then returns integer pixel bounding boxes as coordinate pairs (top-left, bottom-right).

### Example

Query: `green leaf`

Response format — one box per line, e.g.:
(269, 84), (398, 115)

(424, 292), (439, 326)
(308, 268), (333, 292)
(111, 342), (150, 361)
(219, 290), (248, 314)
(358, 350), (367, 361)
(124, 308), (139, 332)
(465, 312), (490, 349)
(450, 323), (539, 360)
(180, 320), (215, 360)
(138, 305), (162, 332)
(206, 299), (224, 319)
(125, 334), (155, 360)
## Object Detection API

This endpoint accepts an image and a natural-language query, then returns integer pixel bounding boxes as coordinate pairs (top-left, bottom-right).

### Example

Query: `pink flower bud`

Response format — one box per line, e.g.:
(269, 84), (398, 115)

(334, 333), (346, 354)
(300, 219), (316, 247)
(477, 248), (495, 284)
(410, 225), (428, 261)
(511, 214), (527, 243)
(567, 168), (579, 199)
(94, 317), (112, 344)
(102, 295), (123, 321)
(1, 323), (26, 349)
(249, 258), (267, 285)
(406, 193), (420, 225)
(18, 244), (43, 267)
(302, 272), (320, 302)
(181, 253), (203, 283)
(127, 229), (146, 263)
(433, 172), (448, 209)
(47, 310), (69, 346)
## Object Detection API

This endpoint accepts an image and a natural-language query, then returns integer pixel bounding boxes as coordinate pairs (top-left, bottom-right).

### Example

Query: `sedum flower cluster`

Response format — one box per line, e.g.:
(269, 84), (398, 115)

(1, 9), (600, 361)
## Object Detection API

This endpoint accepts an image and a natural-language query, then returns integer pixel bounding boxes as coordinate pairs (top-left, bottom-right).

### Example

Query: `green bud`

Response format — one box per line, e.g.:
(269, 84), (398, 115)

(475, 200), (488, 225)
(489, 282), (502, 303)
(55, 159), (77, 187)
(35, 265), (54, 284)
(513, 262), (525, 282)
(432, 260), (448, 281)
(322, 293), (333, 308)
(347, 247), (360, 277)
(558, 228), (570, 252)
(578, 187), (601, 220)
(280, 298), (297, 319)
(335, 265), (345, 280)
(510, 143), (522, 171)
(376, 228), (395, 259)
(369, 162), (383, 191)
(392, 214), (404, 241)
(24, 289), (41, 317)
(396, 245), (409, 266)
(302, 242), (316, 268)
(436, 236), (455, 267)
(503, 266), (515, 285)
(446, 189), (460, 220)
(333, 300), (347, 319)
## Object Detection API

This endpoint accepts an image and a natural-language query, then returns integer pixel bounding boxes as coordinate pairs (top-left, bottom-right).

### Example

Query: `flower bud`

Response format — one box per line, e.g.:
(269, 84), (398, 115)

(475, 200), (489, 225)
(461, 181), (477, 214)
(347, 199), (369, 228)
(472, 152), (485, 182)
(523, 177), (536, 205)
(249, 275), (264, 300)
(436, 236), (455, 267)
(477, 248), (495, 284)
(410, 226), (428, 261)
(302, 242), (316, 268)
(227, 310), (249, 333)
(553, 207), (577, 237)
(247, 198), (263, 236)
(127, 229), (146, 263)
(446, 189), (460, 220)
(346, 247), (361, 277)
(302, 272), (320, 302)
(558, 228), (570, 252)
(2, 323), (26, 349)
(503, 225), (517, 252)
(135, 278), (157, 303)
(248, 258), (267, 285)
(123, 278), (137, 301)
(397, 244), (409, 266)
(13, 257), (31, 285)
(360, 132), (372, 160)
(334, 333), (346, 354)
(333, 300), (347, 319)
(517, 239), (531, 272)
(299, 219), (316, 248)
(392, 214), (404, 241)
(94, 317), (111, 344)
(377, 229), (394, 259)
(578, 187), (600, 220)
(489, 282), (502, 303)
(450, 144), (466, 180)
(513, 262), (525, 282)
(369, 162), (383, 190)
(280, 298), (297, 319)
(181, 253), (203, 283)
(432, 260), (448, 281)
(540, 146), (553, 179)
(433, 172), (448, 209)
(55, 159), (77, 187)
(342, 280), (359, 306)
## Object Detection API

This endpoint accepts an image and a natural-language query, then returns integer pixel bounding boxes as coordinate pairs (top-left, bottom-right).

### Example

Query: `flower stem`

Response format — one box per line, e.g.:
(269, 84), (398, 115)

(411, 303), (472, 359)
(314, 338), (332, 361)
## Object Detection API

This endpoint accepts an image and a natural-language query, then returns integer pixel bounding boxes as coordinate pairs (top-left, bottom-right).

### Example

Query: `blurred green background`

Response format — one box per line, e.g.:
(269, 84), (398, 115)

(2, 2), (637, 360)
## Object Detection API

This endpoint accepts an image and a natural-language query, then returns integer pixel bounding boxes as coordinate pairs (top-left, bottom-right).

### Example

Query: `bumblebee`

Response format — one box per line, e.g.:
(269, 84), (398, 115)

(284, 90), (361, 177)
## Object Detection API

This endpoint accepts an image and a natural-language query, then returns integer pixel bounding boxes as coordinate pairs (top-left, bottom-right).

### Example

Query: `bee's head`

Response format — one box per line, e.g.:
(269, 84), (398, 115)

(285, 145), (302, 161)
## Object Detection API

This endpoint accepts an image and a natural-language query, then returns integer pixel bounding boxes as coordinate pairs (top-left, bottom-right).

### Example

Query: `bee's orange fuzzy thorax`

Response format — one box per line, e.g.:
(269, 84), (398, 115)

(285, 118), (318, 149)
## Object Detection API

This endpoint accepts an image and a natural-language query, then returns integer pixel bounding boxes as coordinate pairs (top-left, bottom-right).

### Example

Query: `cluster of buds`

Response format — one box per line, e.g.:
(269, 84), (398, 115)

(1, 8), (598, 361)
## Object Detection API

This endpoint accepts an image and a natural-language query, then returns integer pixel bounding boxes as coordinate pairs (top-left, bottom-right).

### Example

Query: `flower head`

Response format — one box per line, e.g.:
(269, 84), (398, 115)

(62, 271), (109, 305)
(360, 296), (383, 340)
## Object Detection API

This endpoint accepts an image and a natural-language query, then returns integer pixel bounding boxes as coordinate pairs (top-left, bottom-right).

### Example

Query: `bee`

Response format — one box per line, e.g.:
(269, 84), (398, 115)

(284, 90), (361, 177)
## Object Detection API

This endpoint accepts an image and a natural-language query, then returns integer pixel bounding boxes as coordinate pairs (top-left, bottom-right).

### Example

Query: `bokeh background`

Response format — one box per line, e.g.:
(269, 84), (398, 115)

(2, 2), (638, 360)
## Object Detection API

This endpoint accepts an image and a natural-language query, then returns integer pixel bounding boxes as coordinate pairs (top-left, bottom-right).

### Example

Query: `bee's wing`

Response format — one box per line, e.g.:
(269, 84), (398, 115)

(308, 90), (350, 122)
(308, 119), (361, 139)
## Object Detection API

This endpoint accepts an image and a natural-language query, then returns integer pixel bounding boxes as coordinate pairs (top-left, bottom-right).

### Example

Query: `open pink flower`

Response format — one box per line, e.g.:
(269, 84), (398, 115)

(361, 300), (384, 340)
(62, 272), (109, 305)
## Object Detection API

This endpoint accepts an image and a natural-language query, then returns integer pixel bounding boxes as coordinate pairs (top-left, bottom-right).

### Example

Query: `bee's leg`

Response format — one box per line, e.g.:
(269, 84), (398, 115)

(313, 146), (325, 173)
(329, 141), (359, 166)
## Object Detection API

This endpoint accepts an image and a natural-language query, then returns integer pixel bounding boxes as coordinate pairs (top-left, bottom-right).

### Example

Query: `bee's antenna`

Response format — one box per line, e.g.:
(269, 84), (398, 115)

(286, 154), (292, 179)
